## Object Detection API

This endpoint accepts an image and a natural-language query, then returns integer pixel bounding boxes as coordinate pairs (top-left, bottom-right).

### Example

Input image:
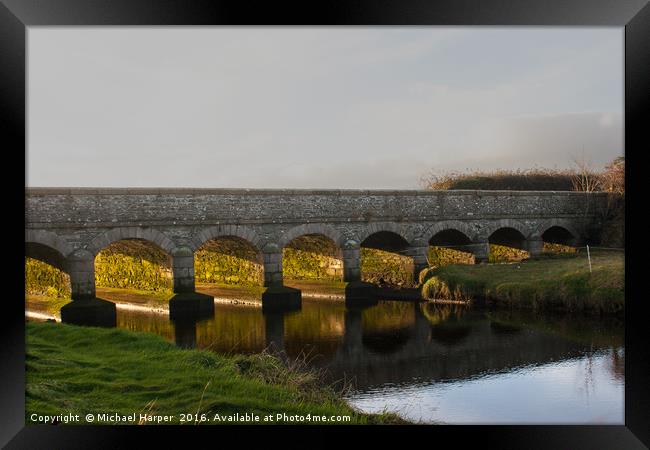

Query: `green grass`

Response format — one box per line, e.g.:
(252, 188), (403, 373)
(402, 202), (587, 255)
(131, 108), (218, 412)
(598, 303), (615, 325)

(420, 250), (624, 314)
(26, 322), (406, 425)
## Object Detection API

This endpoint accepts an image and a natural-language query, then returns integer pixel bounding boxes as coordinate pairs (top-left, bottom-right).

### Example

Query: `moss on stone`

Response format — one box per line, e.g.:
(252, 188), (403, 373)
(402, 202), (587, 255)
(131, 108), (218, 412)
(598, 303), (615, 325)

(360, 248), (414, 287)
(427, 247), (474, 268)
(543, 242), (577, 254)
(195, 238), (264, 287)
(95, 240), (173, 293)
(488, 244), (529, 263)
(282, 235), (343, 281)
(25, 257), (71, 299)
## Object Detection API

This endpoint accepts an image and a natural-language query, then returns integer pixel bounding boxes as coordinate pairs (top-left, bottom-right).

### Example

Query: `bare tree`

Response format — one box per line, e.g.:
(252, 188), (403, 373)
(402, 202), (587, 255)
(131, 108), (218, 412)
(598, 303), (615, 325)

(570, 154), (602, 192)
(601, 156), (625, 194)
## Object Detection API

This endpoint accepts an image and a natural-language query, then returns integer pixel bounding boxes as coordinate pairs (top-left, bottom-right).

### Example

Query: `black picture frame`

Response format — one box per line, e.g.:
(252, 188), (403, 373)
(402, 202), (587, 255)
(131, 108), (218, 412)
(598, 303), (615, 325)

(2, 0), (648, 447)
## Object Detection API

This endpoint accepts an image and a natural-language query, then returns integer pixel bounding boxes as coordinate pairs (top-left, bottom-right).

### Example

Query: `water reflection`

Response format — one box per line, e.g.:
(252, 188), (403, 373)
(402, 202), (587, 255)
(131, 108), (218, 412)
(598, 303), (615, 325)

(171, 309), (214, 349)
(342, 307), (365, 355)
(264, 312), (285, 354)
(112, 296), (623, 424)
(173, 318), (199, 348)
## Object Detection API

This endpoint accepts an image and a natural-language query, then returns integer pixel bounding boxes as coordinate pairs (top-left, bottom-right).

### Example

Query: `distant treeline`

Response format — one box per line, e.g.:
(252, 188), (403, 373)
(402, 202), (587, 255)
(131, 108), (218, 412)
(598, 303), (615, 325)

(422, 157), (624, 192)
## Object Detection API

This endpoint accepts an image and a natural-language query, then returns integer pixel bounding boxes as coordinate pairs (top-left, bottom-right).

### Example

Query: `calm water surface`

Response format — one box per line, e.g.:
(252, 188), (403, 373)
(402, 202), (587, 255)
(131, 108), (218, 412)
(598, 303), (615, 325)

(110, 294), (624, 424)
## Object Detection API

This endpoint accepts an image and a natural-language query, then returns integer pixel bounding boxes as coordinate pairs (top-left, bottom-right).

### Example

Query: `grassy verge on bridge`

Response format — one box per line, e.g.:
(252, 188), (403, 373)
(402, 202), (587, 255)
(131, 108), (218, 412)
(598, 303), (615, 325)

(26, 321), (406, 425)
(420, 249), (624, 315)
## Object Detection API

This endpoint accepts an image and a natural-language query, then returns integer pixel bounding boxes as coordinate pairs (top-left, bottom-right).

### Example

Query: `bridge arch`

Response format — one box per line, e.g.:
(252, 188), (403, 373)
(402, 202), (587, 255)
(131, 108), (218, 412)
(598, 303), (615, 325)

(541, 226), (578, 248)
(360, 230), (411, 252)
(488, 227), (528, 251)
(25, 231), (74, 301)
(191, 225), (262, 253)
(426, 225), (476, 264)
(25, 238), (71, 300)
(531, 219), (581, 242)
(280, 224), (344, 283)
(278, 223), (343, 249)
(193, 229), (265, 288)
(421, 220), (477, 245)
(25, 242), (67, 273)
(480, 219), (531, 241)
(358, 224), (416, 287)
(90, 233), (175, 294)
(86, 227), (176, 256)
(26, 229), (74, 259)
(356, 222), (415, 246)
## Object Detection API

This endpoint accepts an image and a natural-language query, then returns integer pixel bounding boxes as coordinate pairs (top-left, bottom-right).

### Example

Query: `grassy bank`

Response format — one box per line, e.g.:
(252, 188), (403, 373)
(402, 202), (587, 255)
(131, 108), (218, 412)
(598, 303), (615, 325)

(26, 322), (404, 425)
(420, 250), (624, 314)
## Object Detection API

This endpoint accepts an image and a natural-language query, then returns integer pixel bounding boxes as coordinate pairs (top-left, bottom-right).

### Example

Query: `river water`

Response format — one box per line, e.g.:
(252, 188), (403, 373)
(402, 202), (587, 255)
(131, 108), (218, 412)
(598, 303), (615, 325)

(99, 293), (624, 425)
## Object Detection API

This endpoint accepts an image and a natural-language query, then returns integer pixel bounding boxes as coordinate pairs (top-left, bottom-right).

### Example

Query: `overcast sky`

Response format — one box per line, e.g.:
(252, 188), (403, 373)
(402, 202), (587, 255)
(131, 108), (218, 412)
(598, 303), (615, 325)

(27, 27), (623, 189)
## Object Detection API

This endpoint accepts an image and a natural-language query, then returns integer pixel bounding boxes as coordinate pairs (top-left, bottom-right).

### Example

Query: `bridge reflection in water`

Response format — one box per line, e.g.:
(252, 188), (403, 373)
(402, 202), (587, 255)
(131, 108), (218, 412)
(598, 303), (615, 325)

(115, 298), (623, 422)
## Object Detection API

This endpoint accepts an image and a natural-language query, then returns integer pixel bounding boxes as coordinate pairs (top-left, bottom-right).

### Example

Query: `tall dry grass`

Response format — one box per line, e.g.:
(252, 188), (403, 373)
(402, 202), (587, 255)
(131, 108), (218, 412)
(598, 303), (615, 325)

(420, 157), (624, 193)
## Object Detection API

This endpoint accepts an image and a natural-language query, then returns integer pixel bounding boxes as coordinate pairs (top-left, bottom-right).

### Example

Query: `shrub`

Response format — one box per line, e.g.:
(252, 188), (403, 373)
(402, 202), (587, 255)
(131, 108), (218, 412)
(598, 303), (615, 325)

(420, 157), (624, 193)
(421, 168), (577, 191)
(25, 258), (71, 299)
(488, 244), (529, 263)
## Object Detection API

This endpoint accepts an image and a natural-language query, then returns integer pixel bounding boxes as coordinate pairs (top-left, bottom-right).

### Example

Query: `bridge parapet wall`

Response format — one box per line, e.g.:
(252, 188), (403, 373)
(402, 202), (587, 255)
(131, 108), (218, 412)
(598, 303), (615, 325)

(26, 188), (607, 227)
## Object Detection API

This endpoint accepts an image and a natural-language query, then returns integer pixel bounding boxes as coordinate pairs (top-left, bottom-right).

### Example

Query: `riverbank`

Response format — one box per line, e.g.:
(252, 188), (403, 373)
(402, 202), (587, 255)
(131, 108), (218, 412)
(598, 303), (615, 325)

(27, 278), (417, 321)
(420, 249), (624, 314)
(26, 287), (173, 320)
(26, 321), (405, 425)
(25, 282), (348, 320)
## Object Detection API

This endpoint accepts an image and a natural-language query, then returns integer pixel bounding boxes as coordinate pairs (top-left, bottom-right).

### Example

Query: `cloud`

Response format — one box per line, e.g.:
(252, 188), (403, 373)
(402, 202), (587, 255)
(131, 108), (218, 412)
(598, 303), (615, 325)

(27, 28), (623, 188)
(476, 112), (624, 170)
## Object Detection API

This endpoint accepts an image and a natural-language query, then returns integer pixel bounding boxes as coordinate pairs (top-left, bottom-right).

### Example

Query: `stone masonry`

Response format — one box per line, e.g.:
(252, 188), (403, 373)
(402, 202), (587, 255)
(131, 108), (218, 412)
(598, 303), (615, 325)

(26, 188), (608, 301)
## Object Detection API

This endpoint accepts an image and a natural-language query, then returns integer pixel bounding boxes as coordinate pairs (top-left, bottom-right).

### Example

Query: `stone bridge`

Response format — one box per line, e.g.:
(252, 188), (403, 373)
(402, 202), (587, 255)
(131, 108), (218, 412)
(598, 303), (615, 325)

(25, 188), (608, 322)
